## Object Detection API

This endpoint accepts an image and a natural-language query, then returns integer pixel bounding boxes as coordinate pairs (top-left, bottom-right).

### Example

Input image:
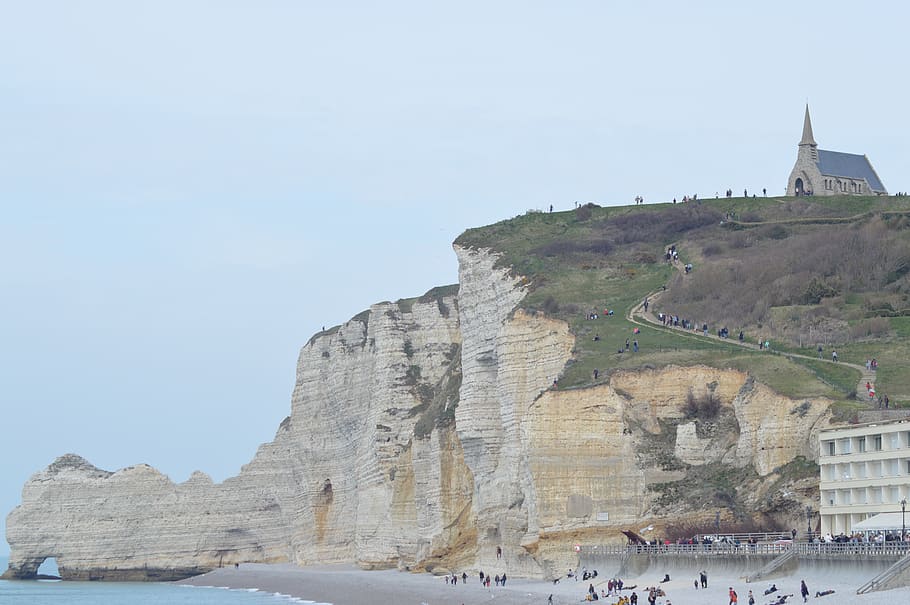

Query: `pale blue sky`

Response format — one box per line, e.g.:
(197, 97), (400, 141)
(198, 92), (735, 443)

(1, 2), (907, 554)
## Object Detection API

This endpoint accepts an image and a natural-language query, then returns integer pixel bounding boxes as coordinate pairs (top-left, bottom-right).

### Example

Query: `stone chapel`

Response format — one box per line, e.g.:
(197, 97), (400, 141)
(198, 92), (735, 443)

(786, 105), (887, 197)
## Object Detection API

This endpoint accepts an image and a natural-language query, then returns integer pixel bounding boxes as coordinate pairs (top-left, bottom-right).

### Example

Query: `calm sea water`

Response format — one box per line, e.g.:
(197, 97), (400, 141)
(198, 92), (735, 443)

(0, 556), (323, 605)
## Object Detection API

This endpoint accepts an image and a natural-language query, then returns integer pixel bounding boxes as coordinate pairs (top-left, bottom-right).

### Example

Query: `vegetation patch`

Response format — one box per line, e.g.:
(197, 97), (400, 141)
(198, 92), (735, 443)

(418, 284), (459, 318)
(455, 195), (910, 405)
(648, 463), (760, 519)
(413, 347), (462, 439)
(683, 389), (721, 419)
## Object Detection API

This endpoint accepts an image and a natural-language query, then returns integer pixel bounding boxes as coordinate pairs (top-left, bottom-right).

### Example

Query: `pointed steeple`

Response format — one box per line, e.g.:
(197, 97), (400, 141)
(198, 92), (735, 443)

(800, 104), (817, 147)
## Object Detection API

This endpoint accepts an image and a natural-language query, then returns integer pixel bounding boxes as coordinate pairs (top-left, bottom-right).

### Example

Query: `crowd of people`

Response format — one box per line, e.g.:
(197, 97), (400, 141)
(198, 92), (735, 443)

(618, 187), (772, 206)
(445, 569), (509, 588)
(821, 530), (907, 543)
(544, 567), (841, 605)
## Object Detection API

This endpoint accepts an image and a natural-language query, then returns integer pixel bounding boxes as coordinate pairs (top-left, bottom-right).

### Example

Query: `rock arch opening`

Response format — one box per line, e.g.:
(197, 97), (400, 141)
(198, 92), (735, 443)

(36, 557), (60, 579)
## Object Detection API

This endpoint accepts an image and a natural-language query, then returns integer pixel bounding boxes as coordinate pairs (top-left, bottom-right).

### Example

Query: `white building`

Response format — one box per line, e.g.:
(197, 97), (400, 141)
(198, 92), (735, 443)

(818, 419), (910, 536)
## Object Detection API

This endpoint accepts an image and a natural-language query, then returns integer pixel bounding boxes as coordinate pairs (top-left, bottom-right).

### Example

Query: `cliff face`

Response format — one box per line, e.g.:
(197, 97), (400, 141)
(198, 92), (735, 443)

(4, 247), (832, 581)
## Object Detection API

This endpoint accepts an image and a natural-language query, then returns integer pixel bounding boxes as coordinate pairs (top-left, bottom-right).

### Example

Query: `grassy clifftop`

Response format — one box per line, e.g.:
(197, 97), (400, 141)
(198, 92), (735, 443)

(456, 195), (910, 408)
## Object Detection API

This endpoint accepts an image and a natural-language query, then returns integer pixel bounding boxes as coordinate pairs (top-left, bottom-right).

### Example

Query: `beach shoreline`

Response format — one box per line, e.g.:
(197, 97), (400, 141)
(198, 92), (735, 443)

(177, 561), (910, 605)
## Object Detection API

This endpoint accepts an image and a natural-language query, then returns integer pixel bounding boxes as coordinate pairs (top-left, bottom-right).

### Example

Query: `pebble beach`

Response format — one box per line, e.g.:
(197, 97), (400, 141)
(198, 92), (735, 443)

(178, 562), (910, 605)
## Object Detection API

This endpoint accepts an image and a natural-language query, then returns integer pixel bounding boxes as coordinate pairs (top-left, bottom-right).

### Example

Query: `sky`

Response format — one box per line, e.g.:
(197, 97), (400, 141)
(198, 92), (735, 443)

(1, 1), (907, 555)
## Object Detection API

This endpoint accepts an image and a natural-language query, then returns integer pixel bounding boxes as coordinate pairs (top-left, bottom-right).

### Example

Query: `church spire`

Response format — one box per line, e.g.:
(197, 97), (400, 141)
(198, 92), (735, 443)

(800, 104), (817, 146)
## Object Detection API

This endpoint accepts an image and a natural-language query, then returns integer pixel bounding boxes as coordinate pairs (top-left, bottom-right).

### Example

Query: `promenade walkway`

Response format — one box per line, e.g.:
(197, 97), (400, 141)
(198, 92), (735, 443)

(578, 542), (910, 561)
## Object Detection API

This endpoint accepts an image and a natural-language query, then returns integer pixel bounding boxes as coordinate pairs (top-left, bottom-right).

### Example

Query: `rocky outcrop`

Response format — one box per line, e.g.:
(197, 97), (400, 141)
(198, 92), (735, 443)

(453, 246), (575, 577)
(5, 247), (834, 581)
(5, 292), (466, 580)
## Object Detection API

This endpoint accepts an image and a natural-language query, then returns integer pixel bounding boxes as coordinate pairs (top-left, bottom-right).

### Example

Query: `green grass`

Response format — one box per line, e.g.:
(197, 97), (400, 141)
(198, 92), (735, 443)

(798, 358), (861, 396)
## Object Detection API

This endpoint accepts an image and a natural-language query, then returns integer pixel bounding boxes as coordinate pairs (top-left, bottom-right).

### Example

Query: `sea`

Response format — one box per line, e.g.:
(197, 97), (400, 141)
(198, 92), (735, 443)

(0, 556), (324, 605)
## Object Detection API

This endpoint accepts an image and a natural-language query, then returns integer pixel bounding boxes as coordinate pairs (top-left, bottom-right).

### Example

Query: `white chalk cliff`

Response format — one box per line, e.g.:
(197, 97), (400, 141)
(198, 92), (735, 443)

(4, 246), (833, 580)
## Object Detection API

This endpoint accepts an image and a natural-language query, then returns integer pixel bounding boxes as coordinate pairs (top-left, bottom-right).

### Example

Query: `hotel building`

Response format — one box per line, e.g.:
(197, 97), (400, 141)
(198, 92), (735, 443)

(818, 419), (910, 535)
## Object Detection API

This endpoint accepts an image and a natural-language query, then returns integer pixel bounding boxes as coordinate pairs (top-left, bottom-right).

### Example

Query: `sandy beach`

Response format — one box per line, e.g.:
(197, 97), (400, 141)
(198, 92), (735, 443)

(178, 561), (910, 605)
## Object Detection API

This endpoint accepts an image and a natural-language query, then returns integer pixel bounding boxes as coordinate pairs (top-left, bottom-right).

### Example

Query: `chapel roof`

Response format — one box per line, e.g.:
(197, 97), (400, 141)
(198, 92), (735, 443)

(816, 149), (886, 193)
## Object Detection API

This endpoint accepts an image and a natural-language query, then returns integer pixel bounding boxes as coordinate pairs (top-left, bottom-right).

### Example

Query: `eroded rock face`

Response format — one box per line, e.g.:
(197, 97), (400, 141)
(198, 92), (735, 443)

(453, 245), (576, 577)
(5, 294), (467, 580)
(5, 248), (834, 581)
(4, 439), (300, 580)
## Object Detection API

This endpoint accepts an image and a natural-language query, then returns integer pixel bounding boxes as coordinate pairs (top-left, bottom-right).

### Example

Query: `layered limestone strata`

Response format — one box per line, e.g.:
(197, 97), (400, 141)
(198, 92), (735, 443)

(5, 246), (835, 581)
(4, 292), (467, 580)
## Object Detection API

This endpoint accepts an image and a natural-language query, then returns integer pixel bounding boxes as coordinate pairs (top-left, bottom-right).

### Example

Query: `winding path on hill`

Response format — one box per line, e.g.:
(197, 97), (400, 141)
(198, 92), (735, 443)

(722, 208), (910, 229)
(625, 268), (877, 401)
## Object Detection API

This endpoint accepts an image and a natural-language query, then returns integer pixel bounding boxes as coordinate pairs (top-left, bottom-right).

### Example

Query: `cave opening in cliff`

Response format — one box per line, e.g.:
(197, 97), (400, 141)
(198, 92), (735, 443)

(36, 556), (60, 578)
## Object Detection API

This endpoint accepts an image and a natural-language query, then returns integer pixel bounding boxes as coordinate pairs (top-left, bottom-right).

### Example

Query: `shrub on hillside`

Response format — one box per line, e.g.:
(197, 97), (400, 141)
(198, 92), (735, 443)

(602, 205), (721, 245)
(531, 238), (613, 258)
(849, 317), (891, 340)
(575, 203), (599, 222)
(683, 389), (721, 419)
(663, 218), (910, 343)
(803, 277), (840, 304)
(702, 242), (724, 257)
(541, 296), (560, 315)
(728, 231), (752, 249)
(758, 224), (789, 240)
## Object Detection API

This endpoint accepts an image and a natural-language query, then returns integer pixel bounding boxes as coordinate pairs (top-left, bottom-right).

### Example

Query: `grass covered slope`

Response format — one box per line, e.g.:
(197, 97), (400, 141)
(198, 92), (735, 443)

(456, 195), (910, 408)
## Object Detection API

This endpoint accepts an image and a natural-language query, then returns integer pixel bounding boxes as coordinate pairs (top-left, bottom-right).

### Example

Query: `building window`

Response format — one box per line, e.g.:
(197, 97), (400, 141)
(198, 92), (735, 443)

(858, 437), (866, 453)
(839, 439), (851, 454)
(874, 435), (883, 451)
(827, 441), (836, 456)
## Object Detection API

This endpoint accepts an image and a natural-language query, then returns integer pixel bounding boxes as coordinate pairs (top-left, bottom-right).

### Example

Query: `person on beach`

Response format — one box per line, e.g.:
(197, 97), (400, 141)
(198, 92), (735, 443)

(700, 571), (708, 588)
(800, 580), (809, 603)
(729, 586), (738, 605)
(748, 590), (755, 605)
